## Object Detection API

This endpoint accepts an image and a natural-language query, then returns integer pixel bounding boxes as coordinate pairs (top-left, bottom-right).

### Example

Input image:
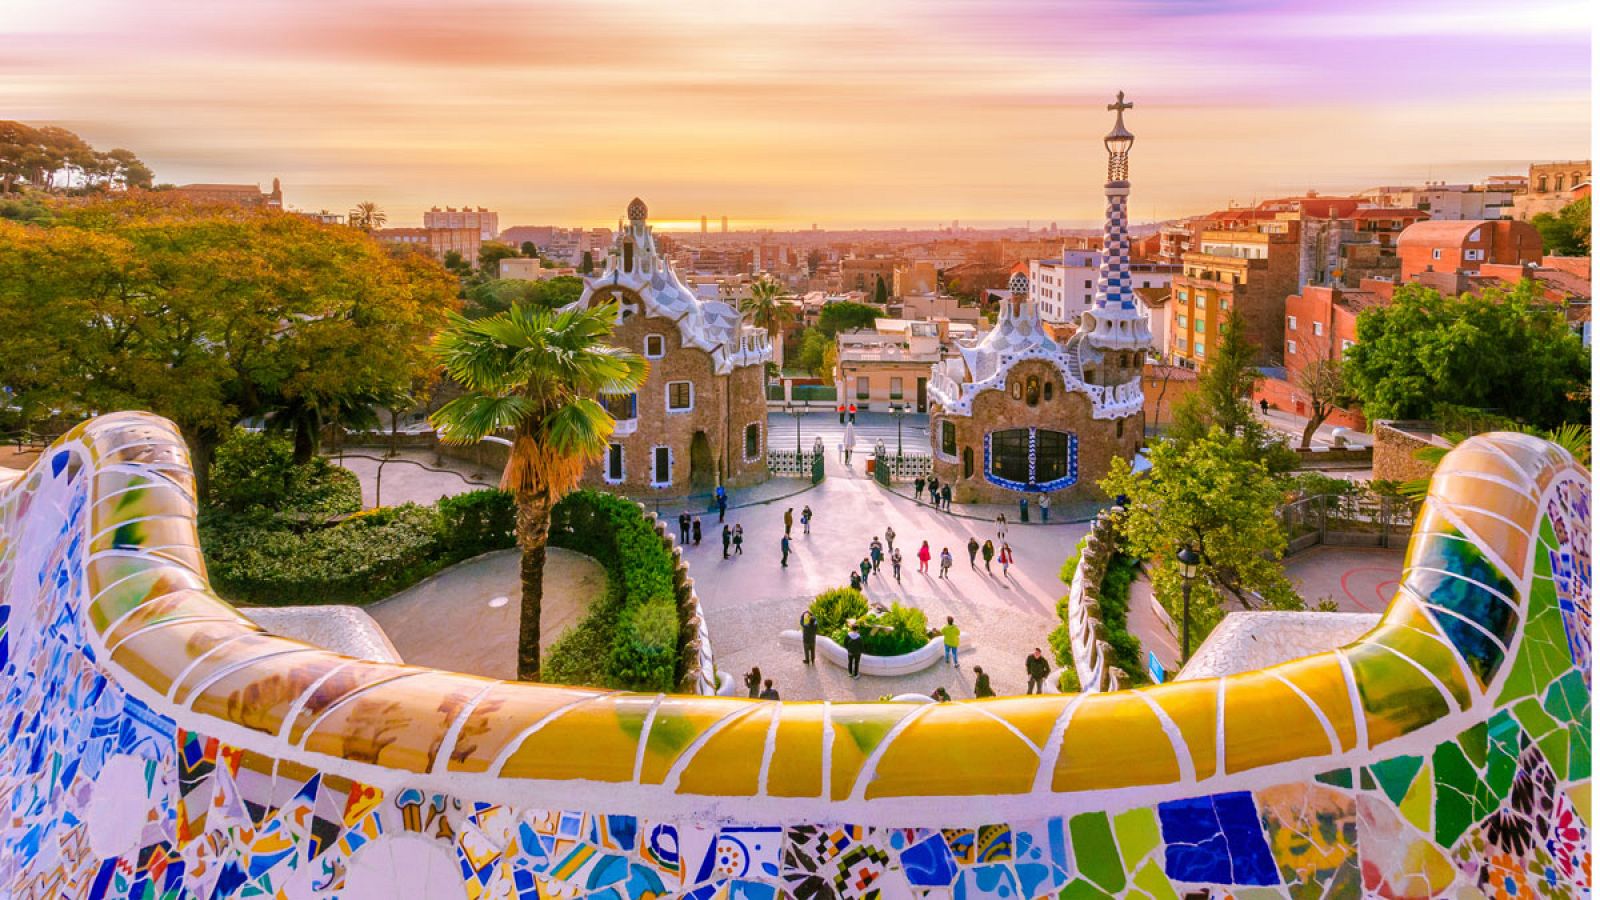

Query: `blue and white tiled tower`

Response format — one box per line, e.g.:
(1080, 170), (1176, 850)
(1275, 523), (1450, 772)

(1081, 91), (1154, 351)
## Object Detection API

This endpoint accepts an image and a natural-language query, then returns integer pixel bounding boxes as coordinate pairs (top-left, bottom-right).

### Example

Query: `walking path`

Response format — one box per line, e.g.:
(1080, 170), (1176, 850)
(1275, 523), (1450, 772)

(366, 548), (607, 680)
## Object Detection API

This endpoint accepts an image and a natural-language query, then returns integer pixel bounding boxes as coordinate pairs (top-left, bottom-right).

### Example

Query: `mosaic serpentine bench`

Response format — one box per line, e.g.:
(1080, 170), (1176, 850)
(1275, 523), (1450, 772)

(0, 412), (1589, 898)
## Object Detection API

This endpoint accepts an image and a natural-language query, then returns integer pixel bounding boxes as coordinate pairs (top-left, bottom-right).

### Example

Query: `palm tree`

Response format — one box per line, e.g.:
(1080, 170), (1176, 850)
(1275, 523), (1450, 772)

(349, 201), (387, 232)
(430, 303), (647, 680)
(741, 275), (795, 368)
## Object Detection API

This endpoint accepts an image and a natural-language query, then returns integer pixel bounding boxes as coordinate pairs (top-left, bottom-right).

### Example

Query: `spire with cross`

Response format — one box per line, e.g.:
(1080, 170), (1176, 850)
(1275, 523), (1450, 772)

(1103, 90), (1135, 183)
(1083, 90), (1153, 352)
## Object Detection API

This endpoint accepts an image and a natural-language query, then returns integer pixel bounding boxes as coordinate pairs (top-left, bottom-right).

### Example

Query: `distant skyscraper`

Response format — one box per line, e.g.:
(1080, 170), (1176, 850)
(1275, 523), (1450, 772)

(721, 216), (728, 233)
(701, 216), (707, 233)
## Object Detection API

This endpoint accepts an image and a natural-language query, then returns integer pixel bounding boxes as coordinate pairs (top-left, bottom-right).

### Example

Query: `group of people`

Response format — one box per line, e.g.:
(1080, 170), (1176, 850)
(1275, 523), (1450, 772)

(912, 475), (953, 511)
(793, 608), (1055, 697)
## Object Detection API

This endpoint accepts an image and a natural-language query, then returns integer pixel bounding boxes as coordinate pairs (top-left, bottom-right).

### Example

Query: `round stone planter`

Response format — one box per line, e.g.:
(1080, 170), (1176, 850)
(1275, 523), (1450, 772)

(777, 630), (967, 677)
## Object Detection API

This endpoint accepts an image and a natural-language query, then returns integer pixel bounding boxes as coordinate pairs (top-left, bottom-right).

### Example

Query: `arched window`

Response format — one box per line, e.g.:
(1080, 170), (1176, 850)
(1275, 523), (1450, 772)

(962, 446), (974, 479)
(1025, 376), (1040, 406)
(1555, 175), (1565, 192)
(1010, 380), (1022, 400)
(941, 420), (957, 456)
(1043, 380), (1054, 402)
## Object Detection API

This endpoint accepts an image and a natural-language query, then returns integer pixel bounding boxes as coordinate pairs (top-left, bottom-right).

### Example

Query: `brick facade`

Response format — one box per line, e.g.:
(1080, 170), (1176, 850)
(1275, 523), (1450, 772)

(929, 359), (1141, 504)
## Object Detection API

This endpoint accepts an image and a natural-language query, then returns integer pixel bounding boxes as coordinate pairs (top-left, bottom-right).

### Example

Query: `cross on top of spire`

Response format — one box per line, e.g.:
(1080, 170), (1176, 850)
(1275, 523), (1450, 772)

(1108, 91), (1133, 114)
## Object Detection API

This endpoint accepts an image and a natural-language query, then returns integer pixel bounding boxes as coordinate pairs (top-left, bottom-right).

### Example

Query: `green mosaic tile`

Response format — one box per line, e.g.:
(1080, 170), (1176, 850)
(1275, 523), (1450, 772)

(1570, 716), (1592, 782)
(1068, 811), (1126, 894)
(1497, 578), (1572, 706)
(1458, 722), (1488, 768)
(1057, 877), (1115, 900)
(1433, 739), (1504, 847)
(1129, 861), (1179, 900)
(1112, 807), (1160, 869)
(1315, 768), (1353, 789)
(1369, 755), (1424, 806)
(1512, 697), (1568, 780)
(1543, 669), (1588, 723)
(1485, 711), (1521, 798)
(1359, 768), (1376, 791)
(1399, 761), (1433, 832)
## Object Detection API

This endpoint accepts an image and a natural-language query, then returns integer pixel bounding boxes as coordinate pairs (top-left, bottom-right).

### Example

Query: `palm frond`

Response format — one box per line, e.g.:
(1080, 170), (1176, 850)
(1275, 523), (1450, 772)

(431, 394), (535, 444)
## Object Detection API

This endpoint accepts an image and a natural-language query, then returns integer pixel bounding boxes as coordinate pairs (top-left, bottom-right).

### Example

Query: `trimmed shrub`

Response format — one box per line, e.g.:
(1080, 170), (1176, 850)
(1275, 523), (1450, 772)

(544, 490), (684, 691)
(807, 588), (930, 656)
(437, 489), (516, 555)
(1051, 535), (1146, 686)
(209, 429), (360, 519)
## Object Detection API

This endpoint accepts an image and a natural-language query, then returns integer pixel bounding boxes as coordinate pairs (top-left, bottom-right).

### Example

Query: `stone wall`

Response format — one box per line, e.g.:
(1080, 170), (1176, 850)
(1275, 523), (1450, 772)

(0, 413), (1589, 898)
(1064, 510), (1128, 692)
(931, 359), (1140, 504)
(1373, 420), (1451, 483)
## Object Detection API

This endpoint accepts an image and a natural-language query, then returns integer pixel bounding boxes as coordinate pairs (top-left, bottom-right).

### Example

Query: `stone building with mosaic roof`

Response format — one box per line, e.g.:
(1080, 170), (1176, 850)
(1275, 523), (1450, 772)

(569, 198), (773, 493)
(926, 94), (1151, 503)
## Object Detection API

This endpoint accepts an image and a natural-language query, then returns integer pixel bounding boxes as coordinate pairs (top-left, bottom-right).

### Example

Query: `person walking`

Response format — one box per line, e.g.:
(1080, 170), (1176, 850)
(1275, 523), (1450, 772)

(967, 537), (980, 568)
(1039, 493), (1050, 523)
(917, 541), (931, 574)
(800, 610), (818, 664)
(759, 679), (780, 700)
(801, 505), (812, 535)
(784, 507), (794, 537)
(914, 476), (925, 501)
(859, 557), (872, 584)
(998, 542), (1013, 577)
(838, 403), (846, 425)
(869, 537), (884, 574)
(716, 485), (728, 523)
(927, 475), (940, 505)
(884, 526), (896, 554)
(692, 516), (703, 545)
(996, 514), (1008, 543)
(1259, 398), (1270, 416)
(941, 616), (960, 668)
(678, 512), (691, 545)
(844, 621), (863, 678)
(941, 484), (952, 511)
(732, 524), (744, 556)
(848, 402), (857, 424)
(1025, 648), (1050, 694)
(1018, 495), (1029, 523)
(781, 534), (792, 568)
(721, 524), (732, 559)
(938, 547), (953, 578)
(890, 547), (903, 583)
(744, 666), (763, 699)
(842, 422), (856, 466)
(973, 666), (995, 698)
(850, 570), (863, 591)
(981, 539), (995, 574)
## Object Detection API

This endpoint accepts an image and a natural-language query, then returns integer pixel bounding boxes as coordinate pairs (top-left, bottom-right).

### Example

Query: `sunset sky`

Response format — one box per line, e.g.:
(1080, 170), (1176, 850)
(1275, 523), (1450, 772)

(4, 0), (1590, 229)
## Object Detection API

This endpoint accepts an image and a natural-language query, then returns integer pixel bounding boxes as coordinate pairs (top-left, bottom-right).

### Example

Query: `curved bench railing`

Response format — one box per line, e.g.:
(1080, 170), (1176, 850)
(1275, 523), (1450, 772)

(0, 411), (1589, 896)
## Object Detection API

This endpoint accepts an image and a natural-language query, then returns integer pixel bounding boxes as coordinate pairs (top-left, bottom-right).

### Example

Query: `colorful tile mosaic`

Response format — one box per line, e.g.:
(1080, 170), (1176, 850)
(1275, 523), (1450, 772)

(0, 414), (1590, 898)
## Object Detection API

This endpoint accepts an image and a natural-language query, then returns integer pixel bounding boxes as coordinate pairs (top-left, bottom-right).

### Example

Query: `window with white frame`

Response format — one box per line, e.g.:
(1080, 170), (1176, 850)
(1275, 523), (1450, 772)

(666, 381), (693, 412)
(1196, 341), (1206, 357)
(1287, 339), (1297, 355)
(889, 376), (903, 399)
(605, 443), (624, 483)
(1312, 321), (1324, 336)
(1287, 315), (1297, 330)
(644, 334), (666, 358)
(1432, 249), (1443, 260)
(1464, 248), (1484, 262)
(651, 446), (671, 486)
(1196, 295), (1207, 309)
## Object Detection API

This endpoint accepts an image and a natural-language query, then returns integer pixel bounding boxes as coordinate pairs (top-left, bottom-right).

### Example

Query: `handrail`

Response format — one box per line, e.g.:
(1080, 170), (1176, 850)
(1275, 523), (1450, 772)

(4, 411), (1582, 829)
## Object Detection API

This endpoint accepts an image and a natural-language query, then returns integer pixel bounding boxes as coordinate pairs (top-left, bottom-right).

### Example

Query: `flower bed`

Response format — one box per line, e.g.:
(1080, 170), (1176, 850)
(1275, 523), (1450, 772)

(779, 587), (951, 676)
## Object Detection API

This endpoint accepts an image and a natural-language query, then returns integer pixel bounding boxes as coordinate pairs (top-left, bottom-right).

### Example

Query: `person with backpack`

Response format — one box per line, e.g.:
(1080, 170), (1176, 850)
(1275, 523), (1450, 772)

(800, 610), (818, 664)
(973, 666), (995, 698)
(801, 505), (813, 535)
(941, 616), (961, 668)
(1025, 648), (1050, 694)
(744, 666), (763, 699)
(869, 537), (884, 574)
(844, 621), (863, 679)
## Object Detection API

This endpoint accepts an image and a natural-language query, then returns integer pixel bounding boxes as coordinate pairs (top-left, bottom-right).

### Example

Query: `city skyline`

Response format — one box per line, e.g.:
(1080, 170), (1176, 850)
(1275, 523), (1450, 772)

(3, 0), (1590, 228)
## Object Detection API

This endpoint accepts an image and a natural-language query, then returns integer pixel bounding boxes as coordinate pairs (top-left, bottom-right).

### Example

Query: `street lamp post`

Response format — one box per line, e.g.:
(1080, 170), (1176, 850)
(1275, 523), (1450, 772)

(1176, 545), (1201, 663)
(891, 402), (905, 458)
(785, 401), (802, 456)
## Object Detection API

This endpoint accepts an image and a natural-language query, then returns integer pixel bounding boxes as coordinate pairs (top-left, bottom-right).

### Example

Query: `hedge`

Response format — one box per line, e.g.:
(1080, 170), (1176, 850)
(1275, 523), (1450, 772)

(544, 490), (682, 692)
(1047, 537), (1145, 690)
(200, 489), (516, 607)
(806, 587), (930, 657)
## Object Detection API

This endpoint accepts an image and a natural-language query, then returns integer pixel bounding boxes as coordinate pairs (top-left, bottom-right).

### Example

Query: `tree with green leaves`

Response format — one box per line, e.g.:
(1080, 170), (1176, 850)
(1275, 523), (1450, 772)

(1343, 280), (1587, 430)
(873, 275), (889, 305)
(520, 240), (537, 257)
(579, 250), (594, 274)
(1101, 428), (1303, 653)
(1530, 197), (1591, 257)
(0, 195), (457, 495)
(741, 275), (795, 365)
(463, 276), (585, 318)
(816, 300), (880, 338)
(478, 240), (520, 274)
(431, 303), (648, 681)
(1169, 318), (1296, 472)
